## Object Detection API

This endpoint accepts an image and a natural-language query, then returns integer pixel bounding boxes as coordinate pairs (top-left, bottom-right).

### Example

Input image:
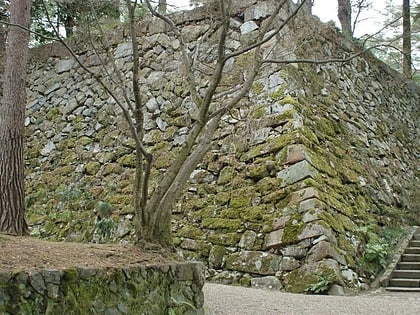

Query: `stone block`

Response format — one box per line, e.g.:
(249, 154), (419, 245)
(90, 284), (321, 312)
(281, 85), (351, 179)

(225, 251), (281, 275)
(266, 229), (284, 249)
(299, 198), (322, 212)
(239, 230), (257, 249)
(307, 241), (346, 265)
(272, 215), (290, 230)
(298, 223), (336, 244)
(288, 187), (319, 206)
(208, 245), (226, 269)
(286, 144), (310, 165)
(276, 160), (317, 187)
(55, 59), (75, 74)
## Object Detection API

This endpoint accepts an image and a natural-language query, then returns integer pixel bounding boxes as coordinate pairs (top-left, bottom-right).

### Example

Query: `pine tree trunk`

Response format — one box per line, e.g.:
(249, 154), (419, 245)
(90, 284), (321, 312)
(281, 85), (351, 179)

(402, 0), (412, 78)
(0, 0), (31, 235)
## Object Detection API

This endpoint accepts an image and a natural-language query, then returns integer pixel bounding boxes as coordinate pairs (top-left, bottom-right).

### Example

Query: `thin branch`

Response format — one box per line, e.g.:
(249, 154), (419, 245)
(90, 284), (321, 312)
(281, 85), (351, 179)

(39, 0), (151, 161)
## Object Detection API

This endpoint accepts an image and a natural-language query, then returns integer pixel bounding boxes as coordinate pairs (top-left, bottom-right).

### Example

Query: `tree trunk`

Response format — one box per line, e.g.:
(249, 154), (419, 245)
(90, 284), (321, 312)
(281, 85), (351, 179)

(338, 0), (352, 38)
(402, 0), (412, 78)
(158, 0), (167, 14)
(0, 0), (31, 235)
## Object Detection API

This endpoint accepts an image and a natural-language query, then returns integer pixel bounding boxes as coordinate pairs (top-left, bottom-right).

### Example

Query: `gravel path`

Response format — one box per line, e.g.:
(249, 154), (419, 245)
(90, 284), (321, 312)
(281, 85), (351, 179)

(203, 283), (420, 315)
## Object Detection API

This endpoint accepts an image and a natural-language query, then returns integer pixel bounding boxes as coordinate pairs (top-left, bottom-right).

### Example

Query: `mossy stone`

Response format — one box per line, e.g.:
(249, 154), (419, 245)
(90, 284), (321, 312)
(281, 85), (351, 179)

(207, 233), (241, 246)
(85, 161), (101, 175)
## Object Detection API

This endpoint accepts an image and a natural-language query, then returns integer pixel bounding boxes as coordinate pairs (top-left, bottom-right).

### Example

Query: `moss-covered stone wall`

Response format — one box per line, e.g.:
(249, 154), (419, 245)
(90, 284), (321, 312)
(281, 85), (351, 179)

(22, 0), (419, 293)
(0, 262), (204, 314)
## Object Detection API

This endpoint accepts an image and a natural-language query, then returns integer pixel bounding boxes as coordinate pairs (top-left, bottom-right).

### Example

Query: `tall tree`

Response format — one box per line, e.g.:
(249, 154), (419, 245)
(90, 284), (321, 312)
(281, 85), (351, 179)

(0, 0), (31, 235)
(402, 0), (412, 77)
(338, 0), (352, 37)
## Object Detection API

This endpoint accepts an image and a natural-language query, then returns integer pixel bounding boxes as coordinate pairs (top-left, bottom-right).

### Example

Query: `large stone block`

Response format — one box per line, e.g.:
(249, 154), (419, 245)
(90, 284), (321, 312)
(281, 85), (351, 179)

(225, 251), (281, 275)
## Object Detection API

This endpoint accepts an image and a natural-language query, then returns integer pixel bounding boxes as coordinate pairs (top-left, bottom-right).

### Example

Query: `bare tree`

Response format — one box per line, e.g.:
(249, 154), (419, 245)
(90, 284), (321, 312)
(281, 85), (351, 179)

(402, 0), (412, 78)
(0, 0), (31, 235)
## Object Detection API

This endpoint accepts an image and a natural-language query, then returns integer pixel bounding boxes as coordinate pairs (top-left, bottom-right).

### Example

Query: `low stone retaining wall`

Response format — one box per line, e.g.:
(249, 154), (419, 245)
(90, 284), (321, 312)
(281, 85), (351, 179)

(0, 262), (204, 315)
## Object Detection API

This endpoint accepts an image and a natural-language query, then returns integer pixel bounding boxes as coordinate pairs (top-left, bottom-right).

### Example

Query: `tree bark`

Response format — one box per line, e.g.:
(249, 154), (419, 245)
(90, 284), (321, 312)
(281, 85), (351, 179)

(402, 0), (412, 78)
(338, 0), (352, 38)
(0, 0), (31, 235)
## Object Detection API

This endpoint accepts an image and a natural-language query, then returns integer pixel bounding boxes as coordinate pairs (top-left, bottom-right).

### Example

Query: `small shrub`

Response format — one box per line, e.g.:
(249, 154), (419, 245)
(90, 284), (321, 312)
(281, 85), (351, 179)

(305, 273), (335, 294)
(359, 227), (403, 275)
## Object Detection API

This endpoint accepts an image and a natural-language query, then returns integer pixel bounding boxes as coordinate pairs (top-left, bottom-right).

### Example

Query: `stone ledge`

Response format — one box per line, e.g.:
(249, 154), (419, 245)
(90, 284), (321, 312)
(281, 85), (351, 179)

(0, 262), (205, 315)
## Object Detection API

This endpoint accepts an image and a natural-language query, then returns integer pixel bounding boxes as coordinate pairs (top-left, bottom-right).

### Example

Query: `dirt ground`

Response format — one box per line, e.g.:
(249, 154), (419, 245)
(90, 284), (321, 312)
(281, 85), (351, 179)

(0, 233), (169, 271)
(203, 283), (420, 315)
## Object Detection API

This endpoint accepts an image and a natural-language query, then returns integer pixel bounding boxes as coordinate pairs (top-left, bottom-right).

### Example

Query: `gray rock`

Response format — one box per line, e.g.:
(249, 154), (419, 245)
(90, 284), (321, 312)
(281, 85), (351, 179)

(271, 103), (293, 115)
(61, 99), (79, 115)
(40, 141), (56, 156)
(114, 43), (133, 59)
(240, 21), (259, 34)
(145, 98), (159, 113)
(45, 83), (61, 96)
(244, 1), (276, 21)
(239, 230), (257, 249)
(251, 276), (282, 290)
(43, 269), (61, 284)
(279, 256), (300, 271)
(29, 271), (46, 294)
(156, 117), (168, 131)
(328, 284), (345, 295)
(280, 245), (307, 259)
(55, 59), (75, 74)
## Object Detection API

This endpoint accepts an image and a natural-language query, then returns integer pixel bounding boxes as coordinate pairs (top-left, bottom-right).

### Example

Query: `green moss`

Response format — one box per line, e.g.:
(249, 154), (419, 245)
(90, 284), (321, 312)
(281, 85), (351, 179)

(102, 163), (124, 176)
(207, 233), (241, 246)
(250, 105), (268, 119)
(252, 81), (264, 95)
(280, 95), (298, 105)
(318, 211), (344, 233)
(217, 166), (235, 185)
(215, 191), (230, 206)
(256, 177), (282, 195)
(240, 206), (266, 222)
(240, 133), (295, 162)
(63, 267), (79, 283)
(220, 208), (240, 219)
(85, 161), (101, 175)
(201, 218), (242, 231)
(247, 163), (269, 180)
(77, 136), (93, 146)
(269, 85), (288, 100)
(117, 154), (135, 167)
(176, 226), (204, 239)
(281, 213), (304, 245)
(46, 107), (61, 120)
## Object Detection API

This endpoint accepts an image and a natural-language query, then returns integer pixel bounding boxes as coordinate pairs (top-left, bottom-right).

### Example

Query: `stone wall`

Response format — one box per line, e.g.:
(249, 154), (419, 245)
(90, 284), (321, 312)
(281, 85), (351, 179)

(0, 262), (204, 314)
(22, 0), (419, 293)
